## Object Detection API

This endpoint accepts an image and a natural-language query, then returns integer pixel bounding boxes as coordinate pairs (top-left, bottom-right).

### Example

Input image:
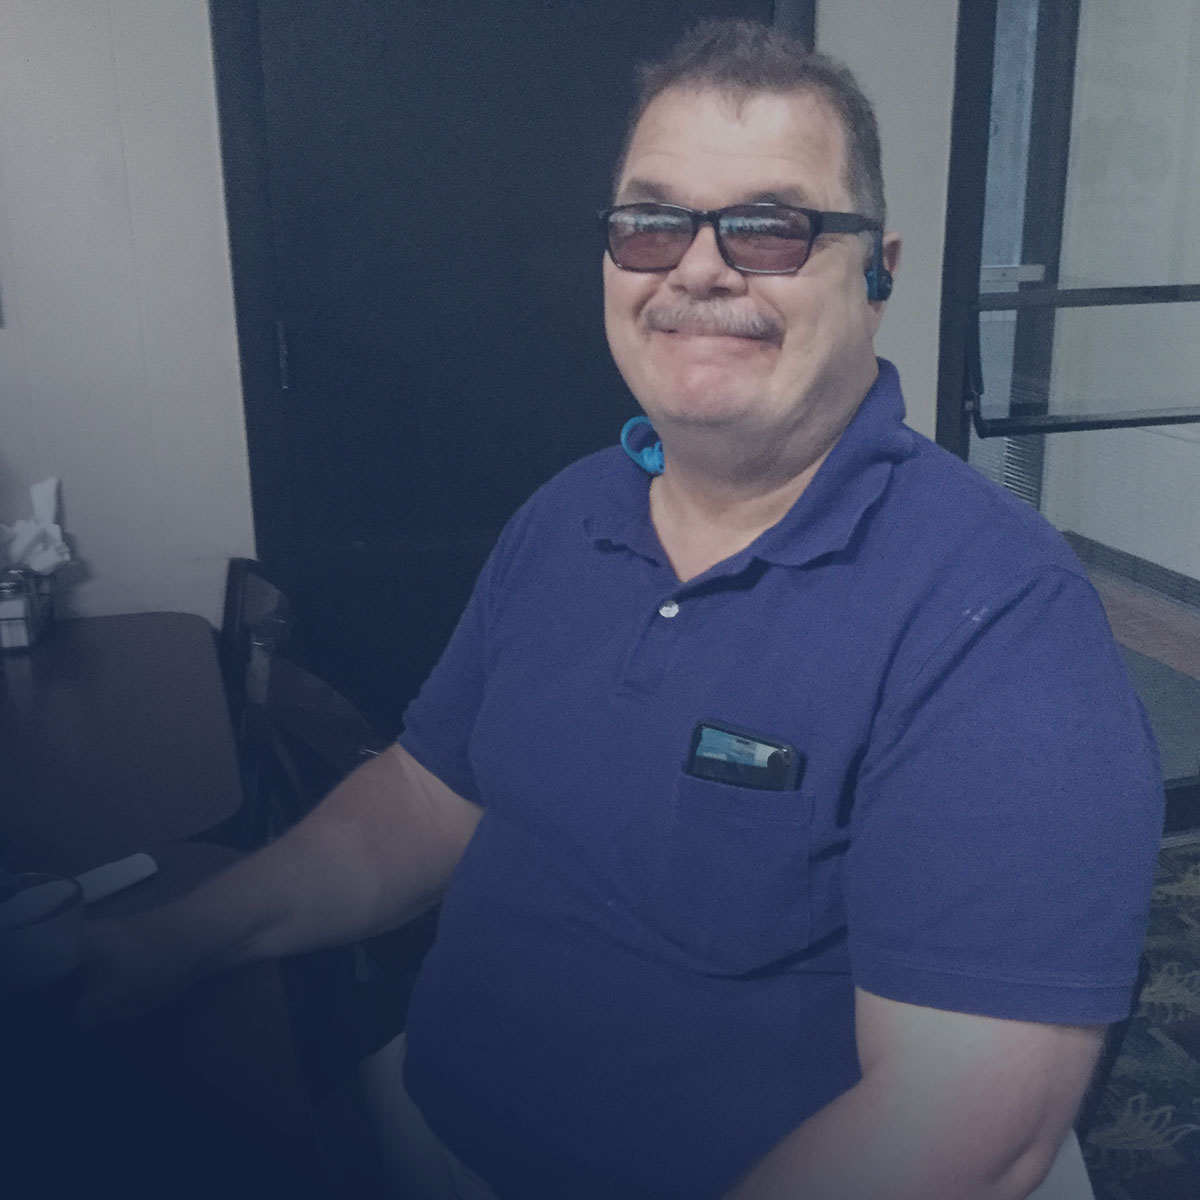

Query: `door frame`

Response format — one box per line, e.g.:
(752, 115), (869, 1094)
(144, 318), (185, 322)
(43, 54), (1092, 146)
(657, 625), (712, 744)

(935, 0), (1200, 459)
(207, 0), (292, 562)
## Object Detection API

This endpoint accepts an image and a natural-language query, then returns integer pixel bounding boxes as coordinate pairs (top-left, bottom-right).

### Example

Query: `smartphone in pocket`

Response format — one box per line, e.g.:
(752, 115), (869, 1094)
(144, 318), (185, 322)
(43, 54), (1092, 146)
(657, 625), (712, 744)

(685, 722), (804, 791)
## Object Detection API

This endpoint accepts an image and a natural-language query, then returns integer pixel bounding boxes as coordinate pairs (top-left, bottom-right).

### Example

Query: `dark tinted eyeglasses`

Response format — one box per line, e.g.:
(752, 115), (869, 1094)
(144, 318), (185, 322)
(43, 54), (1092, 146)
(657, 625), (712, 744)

(599, 202), (881, 275)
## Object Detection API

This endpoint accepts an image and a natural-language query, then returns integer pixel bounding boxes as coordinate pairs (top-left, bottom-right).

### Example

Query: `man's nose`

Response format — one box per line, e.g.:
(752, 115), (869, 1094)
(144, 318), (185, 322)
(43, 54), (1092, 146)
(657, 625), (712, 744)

(668, 223), (746, 294)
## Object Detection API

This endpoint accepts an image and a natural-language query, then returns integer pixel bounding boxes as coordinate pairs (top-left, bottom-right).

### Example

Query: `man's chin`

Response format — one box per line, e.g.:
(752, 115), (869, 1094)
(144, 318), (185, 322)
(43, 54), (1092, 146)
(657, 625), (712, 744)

(642, 368), (771, 423)
(646, 393), (767, 432)
(664, 407), (745, 429)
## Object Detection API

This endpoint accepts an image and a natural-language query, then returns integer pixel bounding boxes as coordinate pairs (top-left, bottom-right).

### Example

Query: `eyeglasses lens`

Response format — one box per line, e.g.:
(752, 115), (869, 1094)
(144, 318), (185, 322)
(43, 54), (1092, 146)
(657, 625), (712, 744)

(606, 205), (814, 273)
(720, 208), (812, 272)
(607, 208), (693, 271)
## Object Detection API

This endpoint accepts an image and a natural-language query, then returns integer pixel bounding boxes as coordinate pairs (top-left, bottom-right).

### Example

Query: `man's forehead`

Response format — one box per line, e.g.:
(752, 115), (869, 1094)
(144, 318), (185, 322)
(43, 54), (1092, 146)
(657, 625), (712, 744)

(616, 86), (851, 203)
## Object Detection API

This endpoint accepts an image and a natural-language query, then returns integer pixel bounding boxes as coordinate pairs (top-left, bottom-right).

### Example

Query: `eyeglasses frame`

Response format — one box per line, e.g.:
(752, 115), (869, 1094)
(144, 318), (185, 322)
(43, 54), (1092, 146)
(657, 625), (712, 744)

(598, 201), (882, 276)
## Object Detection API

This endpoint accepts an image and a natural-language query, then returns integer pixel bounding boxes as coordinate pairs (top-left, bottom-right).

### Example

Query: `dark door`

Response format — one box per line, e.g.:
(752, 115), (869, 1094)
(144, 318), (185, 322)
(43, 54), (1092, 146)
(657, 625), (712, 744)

(212, 0), (773, 725)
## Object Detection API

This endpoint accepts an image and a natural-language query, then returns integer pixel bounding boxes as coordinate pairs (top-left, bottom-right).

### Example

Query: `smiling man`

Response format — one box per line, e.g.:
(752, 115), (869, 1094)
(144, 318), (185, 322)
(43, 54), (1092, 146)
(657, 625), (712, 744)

(600, 79), (897, 581)
(81, 20), (1162, 1200)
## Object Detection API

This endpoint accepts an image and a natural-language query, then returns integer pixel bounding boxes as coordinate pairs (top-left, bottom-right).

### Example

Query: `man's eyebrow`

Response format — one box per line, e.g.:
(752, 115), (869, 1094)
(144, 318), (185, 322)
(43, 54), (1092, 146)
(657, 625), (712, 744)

(746, 188), (818, 209)
(614, 178), (674, 204)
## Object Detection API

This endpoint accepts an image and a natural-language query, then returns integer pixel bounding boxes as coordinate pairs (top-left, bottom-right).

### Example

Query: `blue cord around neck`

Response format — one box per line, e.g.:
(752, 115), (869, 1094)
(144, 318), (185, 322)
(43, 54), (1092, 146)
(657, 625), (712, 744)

(620, 416), (664, 475)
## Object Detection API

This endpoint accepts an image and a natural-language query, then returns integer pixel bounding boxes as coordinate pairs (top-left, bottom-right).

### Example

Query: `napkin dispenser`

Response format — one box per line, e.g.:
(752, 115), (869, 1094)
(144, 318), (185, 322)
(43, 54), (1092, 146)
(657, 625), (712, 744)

(0, 567), (51, 650)
(0, 477), (68, 651)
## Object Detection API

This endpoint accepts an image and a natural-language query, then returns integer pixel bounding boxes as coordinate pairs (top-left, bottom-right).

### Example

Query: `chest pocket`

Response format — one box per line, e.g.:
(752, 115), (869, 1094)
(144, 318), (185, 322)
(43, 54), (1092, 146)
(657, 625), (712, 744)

(627, 773), (838, 976)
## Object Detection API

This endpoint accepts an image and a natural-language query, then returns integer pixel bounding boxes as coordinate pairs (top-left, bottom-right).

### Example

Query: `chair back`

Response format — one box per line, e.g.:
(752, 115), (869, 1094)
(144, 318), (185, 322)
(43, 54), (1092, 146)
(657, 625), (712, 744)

(220, 557), (293, 728)
(220, 557), (389, 843)
(247, 654), (387, 838)
(216, 559), (430, 1098)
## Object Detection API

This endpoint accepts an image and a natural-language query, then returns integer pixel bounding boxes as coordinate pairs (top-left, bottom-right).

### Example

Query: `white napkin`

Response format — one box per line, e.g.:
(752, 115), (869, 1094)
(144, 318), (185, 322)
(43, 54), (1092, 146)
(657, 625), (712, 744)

(1, 477), (70, 574)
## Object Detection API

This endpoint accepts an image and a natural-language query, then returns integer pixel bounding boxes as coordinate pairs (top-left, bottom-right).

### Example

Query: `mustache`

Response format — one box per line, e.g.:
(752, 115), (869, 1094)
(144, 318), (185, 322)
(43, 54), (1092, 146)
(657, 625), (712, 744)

(642, 303), (784, 346)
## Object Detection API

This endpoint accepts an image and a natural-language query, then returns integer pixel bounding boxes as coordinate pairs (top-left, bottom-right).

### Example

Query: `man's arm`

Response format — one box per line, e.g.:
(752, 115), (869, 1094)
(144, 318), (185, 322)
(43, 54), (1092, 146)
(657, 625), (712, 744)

(78, 744), (481, 1022)
(726, 987), (1105, 1200)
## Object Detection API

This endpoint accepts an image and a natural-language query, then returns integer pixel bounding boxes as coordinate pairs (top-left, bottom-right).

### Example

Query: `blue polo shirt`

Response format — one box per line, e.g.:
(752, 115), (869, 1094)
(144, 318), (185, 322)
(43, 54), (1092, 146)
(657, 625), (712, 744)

(398, 360), (1162, 1200)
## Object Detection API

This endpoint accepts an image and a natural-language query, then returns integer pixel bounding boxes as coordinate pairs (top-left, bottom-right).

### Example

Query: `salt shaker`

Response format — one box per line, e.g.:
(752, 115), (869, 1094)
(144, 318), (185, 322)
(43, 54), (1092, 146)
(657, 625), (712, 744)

(0, 569), (38, 651)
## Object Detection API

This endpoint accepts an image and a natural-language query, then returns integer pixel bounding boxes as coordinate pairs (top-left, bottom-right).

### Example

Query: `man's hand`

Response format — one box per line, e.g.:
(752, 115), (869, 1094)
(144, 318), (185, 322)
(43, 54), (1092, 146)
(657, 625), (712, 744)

(75, 908), (201, 1026)
(727, 987), (1106, 1200)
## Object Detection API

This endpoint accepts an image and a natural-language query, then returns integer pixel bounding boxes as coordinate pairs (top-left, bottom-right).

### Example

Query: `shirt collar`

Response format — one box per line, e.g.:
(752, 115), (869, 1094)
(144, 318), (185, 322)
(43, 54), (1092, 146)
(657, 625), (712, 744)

(753, 358), (914, 568)
(585, 358), (914, 572)
(585, 457), (663, 561)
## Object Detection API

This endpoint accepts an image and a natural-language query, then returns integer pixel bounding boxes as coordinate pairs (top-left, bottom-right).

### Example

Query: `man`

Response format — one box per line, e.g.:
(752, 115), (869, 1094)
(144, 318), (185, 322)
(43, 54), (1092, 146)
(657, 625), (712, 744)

(82, 20), (1162, 1200)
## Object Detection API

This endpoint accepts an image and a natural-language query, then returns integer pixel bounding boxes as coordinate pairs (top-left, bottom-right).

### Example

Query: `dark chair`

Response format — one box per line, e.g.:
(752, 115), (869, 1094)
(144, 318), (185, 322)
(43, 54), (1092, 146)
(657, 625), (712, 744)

(219, 556), (294, 740)
(217, 556), (384, 844)
(244, 651), (387, 841)
(216, 558), (437, 1083)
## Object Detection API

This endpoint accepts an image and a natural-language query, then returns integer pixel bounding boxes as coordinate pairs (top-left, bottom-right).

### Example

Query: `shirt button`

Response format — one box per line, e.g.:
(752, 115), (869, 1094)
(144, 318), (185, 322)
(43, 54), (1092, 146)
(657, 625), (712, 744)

(658, 600), (680, 619)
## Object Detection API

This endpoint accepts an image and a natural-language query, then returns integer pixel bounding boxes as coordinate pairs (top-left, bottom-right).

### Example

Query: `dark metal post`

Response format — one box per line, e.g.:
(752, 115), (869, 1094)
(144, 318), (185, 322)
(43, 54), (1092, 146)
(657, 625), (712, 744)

(935, 0), (999, 458)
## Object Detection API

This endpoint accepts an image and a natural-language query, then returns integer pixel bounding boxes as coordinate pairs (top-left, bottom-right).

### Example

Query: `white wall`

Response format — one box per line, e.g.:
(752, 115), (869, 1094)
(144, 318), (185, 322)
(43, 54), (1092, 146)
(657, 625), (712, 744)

(0, 2), (962, 631)
(818, 0), (960, 438)
(0, 0), (254, 626)
(1041, 0), (1200, 579)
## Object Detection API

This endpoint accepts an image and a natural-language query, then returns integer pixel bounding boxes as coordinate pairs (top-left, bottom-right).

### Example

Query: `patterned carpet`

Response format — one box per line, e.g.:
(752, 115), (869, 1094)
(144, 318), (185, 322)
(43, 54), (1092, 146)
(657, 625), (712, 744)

(1082, 838), (1200, 1200)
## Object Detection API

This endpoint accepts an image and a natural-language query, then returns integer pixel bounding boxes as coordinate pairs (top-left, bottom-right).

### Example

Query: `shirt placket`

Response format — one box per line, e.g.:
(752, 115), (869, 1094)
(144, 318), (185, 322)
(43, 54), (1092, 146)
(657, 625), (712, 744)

(616, 587), (689, 697)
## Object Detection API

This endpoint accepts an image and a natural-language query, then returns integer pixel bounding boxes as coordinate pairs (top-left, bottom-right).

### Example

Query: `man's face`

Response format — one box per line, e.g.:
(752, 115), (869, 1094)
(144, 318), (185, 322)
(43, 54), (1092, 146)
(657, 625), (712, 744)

(603, 87), (896, 454)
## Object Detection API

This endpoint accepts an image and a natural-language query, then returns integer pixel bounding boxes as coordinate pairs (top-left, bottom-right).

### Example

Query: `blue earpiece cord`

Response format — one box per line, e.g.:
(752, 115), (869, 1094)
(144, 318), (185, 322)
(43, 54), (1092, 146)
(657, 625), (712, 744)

(620, 416), (664, 475)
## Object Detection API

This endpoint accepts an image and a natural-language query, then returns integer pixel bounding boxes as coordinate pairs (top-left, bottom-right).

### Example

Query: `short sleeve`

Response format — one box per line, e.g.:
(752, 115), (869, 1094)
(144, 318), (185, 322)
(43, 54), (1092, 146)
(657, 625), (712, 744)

(846, 565), (1163, 1024)
(397, 506), (532, 804)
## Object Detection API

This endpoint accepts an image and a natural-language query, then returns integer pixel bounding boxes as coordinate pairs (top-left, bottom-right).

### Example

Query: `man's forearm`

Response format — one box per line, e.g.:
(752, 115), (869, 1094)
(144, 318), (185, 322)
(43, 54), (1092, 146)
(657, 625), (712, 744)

(725, 989), (1100, 1200)
(724, 1073), (1056, 1200)
(137, 744), (480, 982)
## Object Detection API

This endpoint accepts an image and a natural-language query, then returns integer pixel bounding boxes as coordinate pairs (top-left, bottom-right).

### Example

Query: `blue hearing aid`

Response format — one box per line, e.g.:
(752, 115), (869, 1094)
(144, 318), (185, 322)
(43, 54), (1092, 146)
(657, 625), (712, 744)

(620, 416), (664, 475)
(865, 233), (893, 302)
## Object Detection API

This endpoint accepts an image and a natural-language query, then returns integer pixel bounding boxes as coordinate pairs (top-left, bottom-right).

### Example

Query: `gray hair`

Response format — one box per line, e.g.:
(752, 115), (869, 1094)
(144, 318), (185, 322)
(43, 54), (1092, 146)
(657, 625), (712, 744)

(616, 19), (886, 225)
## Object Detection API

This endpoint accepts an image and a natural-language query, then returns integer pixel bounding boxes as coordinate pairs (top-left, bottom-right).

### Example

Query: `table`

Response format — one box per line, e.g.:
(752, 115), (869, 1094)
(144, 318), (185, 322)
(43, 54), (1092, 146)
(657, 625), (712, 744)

(0, 615), (374, 1197)
(0, 612), (242, 875)
(2, 842), (345, 1200)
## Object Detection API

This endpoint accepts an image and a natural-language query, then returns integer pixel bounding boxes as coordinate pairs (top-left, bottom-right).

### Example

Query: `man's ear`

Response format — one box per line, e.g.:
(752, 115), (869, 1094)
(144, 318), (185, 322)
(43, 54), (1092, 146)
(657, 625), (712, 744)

(882, 233), (902, 277)
(867, 232), (902, 310)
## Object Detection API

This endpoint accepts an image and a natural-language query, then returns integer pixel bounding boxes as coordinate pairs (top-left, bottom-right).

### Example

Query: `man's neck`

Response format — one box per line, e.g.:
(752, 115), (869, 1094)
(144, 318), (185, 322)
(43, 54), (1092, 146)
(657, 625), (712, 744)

(649, 450), (829, 582)
(645, 361), (879, 582)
